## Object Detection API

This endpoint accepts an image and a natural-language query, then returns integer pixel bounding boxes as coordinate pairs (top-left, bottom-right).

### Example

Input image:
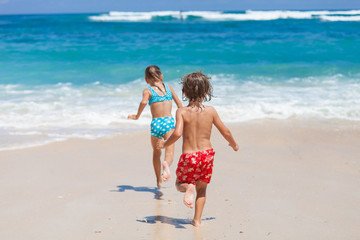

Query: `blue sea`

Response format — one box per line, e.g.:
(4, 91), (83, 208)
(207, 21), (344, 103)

(1, 10), (360, 150)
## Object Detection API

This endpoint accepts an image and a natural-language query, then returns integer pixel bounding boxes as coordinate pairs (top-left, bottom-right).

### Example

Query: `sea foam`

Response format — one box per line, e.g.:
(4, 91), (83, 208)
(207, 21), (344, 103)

(89, 10), (360, 22)
(1, 74), (360, 150)
(320, 15), (360, 21)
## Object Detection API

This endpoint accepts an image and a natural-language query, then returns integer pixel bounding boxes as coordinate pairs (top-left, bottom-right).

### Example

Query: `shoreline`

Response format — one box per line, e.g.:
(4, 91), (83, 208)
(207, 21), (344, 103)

(1, 119), (359, 239)
(1, 118), (359, 152)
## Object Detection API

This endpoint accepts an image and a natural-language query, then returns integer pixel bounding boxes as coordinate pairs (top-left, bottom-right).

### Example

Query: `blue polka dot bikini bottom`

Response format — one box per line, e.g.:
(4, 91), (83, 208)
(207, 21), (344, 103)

(150, 116), (175, 139)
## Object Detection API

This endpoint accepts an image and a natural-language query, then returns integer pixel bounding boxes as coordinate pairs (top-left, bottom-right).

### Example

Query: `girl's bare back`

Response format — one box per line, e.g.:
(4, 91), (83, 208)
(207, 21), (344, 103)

(149, 99), (173, 118)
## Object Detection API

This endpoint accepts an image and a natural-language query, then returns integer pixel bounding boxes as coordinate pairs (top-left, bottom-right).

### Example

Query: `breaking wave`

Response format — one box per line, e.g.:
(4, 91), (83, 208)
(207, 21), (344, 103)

(89, 10), (360, 22)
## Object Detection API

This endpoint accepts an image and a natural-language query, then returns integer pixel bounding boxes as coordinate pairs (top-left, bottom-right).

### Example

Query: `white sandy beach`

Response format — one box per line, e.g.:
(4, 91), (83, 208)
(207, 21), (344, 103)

(0, 119), (360, 239)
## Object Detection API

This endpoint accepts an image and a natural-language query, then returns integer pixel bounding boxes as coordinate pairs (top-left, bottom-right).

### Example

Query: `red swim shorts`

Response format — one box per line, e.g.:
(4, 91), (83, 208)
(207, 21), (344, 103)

(176, 148), (215, 185)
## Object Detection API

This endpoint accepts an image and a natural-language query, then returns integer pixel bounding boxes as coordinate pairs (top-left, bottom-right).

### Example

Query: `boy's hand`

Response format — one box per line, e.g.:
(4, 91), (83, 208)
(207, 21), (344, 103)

(230, 143), (239, 151)
(156, 139), (165, 149)
(128, 115), (138, 120)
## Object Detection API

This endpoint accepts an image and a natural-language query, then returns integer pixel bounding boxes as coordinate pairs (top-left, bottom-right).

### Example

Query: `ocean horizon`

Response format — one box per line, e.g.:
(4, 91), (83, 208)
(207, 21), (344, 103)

(1, 10), (360, 150)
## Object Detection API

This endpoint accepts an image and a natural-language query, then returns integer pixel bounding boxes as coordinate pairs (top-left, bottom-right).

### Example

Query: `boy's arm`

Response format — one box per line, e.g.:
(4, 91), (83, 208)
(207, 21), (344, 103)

(128, 89), (150, 120)
(168, 84), (183, 108)
(212, 107), (239, 151)
(157, 108), (184, 149)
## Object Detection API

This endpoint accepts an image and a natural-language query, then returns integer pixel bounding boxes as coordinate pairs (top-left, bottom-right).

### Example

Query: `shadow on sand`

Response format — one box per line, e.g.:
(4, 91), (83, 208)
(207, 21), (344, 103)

(111, 185), (163, 200)
(137, 216), (215, 229)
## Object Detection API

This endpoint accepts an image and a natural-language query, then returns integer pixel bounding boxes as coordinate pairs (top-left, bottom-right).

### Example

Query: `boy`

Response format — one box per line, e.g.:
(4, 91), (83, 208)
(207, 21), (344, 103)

(157, 71), (238, 227)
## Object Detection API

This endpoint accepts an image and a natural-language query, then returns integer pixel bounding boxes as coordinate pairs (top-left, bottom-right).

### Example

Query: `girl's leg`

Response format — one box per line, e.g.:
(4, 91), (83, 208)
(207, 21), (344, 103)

(151, 136), (162, 188)
(162, 129), (175, 182)
(193, 181), (208, 227)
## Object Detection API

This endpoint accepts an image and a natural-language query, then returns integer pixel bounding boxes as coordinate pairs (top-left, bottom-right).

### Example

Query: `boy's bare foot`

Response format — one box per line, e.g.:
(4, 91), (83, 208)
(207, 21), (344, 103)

(192, 219), (202, 227)
(162, 161), (171, 182)
(184, 184), (195, 208)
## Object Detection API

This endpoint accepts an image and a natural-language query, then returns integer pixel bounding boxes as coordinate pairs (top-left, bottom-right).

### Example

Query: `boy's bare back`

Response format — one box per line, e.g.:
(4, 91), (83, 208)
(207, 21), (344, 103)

(177, 104), (236, 153)
(178, 105), (214, 153)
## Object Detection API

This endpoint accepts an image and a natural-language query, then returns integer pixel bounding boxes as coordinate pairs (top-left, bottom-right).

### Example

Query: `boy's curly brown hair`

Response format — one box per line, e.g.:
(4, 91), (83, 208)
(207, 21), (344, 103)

(181, 71), (213, 102)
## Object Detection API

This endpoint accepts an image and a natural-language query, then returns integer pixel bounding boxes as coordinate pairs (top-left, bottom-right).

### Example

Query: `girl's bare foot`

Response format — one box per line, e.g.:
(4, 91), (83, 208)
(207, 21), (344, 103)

(162, 161), (171, 182)
(192, 219), (202, 227)
(157, 178), (162, 188)
(184, 184), (195, 208)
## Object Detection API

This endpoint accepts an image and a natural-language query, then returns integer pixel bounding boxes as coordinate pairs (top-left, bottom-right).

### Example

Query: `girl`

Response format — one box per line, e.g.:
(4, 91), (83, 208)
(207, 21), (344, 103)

(128, 65), (182, 188)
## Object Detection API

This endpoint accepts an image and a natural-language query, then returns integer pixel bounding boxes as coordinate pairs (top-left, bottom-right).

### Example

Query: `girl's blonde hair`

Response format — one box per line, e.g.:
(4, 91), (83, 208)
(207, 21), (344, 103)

(145, 65), (162, 83)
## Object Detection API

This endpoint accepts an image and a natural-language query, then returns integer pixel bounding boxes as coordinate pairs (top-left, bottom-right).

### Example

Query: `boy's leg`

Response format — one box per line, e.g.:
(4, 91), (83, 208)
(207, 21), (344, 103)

(175, 178), (187, 192)
(193, 181), (208, 227)
(162, 129), (175, 182)
(151, 136), (162, 188)
(175, 179), (195, 208)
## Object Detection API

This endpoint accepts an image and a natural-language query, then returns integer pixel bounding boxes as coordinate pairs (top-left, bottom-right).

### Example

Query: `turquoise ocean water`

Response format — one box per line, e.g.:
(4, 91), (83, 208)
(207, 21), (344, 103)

(1, 10), (360, 150)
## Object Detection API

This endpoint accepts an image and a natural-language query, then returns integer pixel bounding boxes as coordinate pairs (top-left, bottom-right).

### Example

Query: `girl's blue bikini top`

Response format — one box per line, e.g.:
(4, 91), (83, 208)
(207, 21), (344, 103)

(148, 83), (173, 105)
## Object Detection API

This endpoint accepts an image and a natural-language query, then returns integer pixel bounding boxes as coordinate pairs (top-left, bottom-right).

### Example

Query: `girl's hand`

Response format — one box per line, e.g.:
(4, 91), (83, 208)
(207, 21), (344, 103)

(128, 115), (138, 120)
(229, 143), (239, 151)
(156, 139), (165, 149)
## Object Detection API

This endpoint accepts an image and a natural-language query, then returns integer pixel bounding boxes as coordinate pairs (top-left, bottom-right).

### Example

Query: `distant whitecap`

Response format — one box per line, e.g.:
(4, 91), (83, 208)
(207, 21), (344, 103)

(89, 10), (360, 22)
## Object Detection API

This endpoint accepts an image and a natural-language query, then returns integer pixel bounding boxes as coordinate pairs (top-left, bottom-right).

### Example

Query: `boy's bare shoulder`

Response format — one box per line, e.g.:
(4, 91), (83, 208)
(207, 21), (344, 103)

(205, 105), (217, 113)
(177, 106), (188, 113)
(204, 106), (219, 119)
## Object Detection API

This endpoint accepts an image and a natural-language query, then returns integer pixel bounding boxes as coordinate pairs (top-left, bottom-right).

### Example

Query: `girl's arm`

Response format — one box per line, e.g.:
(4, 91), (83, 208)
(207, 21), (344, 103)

(128, 89), (150, 120)
(157, 108), (184, 148)
(212, 107), (239, 151)
(168, 84), (183, 108)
